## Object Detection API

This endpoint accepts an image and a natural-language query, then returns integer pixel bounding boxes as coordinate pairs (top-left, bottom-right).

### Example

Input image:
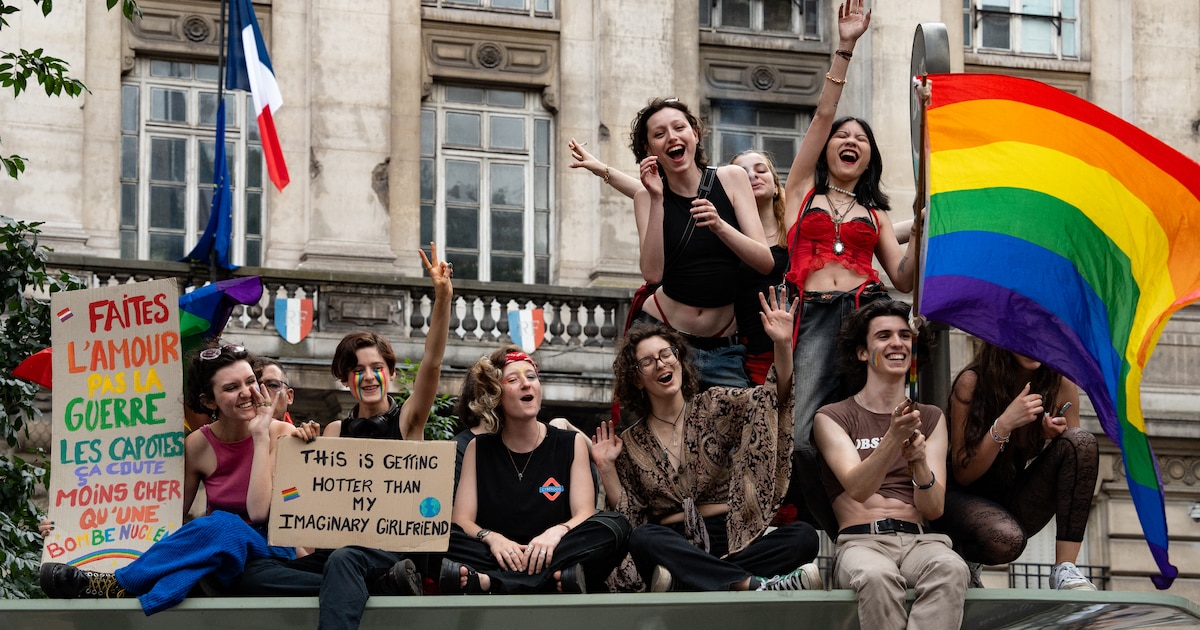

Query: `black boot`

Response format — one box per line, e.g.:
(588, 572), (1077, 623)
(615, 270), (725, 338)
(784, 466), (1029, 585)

(372, 558), (422, 596)
(40, 562), (131, 599)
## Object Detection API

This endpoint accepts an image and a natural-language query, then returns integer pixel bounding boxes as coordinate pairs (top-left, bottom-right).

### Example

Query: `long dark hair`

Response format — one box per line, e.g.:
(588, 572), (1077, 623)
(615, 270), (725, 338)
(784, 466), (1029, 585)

(815, 117), (890, 212)
(628, 97), (709, 169)
(835, 300), (930, 394)
(951, 341), (1062, 480)
(612, 321), (699, 422)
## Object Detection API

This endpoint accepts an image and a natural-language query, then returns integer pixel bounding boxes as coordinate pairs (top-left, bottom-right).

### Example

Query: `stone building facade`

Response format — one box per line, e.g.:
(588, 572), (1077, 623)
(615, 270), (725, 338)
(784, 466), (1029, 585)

(2, 0), (1198, 599)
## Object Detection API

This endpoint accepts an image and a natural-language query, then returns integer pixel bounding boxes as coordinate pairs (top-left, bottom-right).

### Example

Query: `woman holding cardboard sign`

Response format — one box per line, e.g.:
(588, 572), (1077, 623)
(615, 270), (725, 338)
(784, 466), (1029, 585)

(443, 346), (630, 594)
(39, 343), (319, 613)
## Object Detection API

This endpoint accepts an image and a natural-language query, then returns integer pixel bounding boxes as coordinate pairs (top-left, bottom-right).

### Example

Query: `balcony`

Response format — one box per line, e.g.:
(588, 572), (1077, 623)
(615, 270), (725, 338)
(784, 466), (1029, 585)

(45, 254), (633, 432)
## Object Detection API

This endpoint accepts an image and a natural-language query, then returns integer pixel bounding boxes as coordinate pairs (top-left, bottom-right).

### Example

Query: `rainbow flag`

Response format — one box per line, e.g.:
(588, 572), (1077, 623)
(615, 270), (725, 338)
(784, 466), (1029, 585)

(282, 487), (300, 502)
(921, 73), (1200, 589)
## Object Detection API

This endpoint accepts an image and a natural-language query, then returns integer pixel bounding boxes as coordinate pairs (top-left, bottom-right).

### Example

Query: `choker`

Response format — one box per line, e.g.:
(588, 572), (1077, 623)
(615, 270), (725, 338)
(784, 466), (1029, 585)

(828, 184), (856, 197)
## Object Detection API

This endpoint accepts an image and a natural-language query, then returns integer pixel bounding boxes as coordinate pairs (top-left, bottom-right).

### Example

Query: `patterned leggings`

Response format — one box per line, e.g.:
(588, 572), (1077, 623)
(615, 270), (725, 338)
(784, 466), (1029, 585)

(934, 427), (1099, 565)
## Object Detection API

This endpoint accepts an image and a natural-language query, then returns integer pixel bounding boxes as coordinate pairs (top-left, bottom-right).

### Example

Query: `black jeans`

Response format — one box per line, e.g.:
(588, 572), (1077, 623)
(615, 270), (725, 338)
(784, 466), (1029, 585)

(628, 517), (819, 591)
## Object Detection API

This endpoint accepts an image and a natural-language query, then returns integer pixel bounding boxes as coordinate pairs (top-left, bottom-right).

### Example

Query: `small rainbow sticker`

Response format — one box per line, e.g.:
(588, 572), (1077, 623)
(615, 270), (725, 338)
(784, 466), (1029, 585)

(57, 307), (73, 322)
(282, 487), (300, 502)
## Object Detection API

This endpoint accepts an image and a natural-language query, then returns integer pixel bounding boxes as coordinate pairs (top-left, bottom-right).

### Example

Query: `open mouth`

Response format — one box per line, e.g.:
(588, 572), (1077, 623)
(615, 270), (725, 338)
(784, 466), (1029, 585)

(885, 352), (907, 362)
(667, 145), (686, 160)
(520, 394), (535, 403)
(657, 372), (674, 385)
(838, 149), (859, 164)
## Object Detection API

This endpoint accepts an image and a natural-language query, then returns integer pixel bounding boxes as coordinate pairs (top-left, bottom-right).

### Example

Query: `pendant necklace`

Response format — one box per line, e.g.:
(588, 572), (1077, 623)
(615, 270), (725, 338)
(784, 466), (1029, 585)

(505, 424), (543, 481)
(828, 192), (857, 256)
(651, 402), (687, 464)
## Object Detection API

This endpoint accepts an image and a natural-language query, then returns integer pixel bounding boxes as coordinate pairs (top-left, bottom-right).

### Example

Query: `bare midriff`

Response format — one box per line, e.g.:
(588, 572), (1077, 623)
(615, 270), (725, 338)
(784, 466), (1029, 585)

(642, 286), (737, 338)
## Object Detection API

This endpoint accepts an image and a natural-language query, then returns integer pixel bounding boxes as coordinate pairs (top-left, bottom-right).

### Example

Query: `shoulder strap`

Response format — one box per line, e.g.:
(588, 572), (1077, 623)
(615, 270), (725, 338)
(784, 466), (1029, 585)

(664, 166), (717, 274)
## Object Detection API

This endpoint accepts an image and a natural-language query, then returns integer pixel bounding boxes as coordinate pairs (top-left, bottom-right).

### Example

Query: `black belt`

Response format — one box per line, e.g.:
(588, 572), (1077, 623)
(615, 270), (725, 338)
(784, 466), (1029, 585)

(839, 518), (925, 536)
(679, 331), (739, 350)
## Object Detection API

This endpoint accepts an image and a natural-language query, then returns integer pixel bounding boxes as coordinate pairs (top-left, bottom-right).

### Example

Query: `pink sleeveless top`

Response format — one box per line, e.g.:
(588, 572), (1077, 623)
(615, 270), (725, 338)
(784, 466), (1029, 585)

(198, 423), (254, 523)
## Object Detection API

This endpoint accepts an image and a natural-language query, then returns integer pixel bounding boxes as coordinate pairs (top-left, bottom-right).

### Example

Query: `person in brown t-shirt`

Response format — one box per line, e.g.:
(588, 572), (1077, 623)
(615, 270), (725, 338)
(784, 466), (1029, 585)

(813, 300), (967, 630)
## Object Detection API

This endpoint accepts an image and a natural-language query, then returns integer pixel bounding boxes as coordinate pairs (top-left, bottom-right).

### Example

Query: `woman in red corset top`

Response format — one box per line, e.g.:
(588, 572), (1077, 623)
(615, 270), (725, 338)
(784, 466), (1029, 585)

(779, 0), (922, 535)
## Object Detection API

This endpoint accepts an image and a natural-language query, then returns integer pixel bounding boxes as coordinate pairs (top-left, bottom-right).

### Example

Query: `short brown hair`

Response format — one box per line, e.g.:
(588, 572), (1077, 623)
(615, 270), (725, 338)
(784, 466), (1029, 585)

(628, 97), (708, 168)
(331, 331), (397, 382)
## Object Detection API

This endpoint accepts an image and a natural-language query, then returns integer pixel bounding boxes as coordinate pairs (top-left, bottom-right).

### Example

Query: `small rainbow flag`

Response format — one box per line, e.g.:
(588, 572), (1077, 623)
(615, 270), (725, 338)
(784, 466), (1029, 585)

(282, 487), (300, 502)
(921, 73), (1200, 589)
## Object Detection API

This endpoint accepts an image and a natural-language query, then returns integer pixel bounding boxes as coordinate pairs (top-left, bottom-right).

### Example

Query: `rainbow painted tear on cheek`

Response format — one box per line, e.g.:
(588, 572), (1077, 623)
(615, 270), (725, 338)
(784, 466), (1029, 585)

(871, 349), (882, 367)
(351, 367), (388, 401)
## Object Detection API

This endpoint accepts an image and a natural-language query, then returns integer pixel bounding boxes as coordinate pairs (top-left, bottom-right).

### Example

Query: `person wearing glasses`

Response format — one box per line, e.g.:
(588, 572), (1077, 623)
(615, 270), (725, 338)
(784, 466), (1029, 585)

(39, 342), (320, 612)
(252, 357), (295, 424)
(590, 289), (821, 592)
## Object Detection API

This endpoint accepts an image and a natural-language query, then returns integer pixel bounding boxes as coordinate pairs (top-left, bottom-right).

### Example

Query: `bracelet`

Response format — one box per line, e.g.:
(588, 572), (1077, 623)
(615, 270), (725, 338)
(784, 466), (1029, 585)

(835, 49), (853, 60)
(556, 522), (571, 532)
(912, 470), (936, 490)
(825, 72), (847, 86)
(475, 528), (492, 541)
(602, 166), (611, 185)
(990, 421), (1010, 452)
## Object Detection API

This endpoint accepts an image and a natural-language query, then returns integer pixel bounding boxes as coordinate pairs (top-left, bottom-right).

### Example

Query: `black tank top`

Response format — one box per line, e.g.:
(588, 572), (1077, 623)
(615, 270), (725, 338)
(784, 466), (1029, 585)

(474, 425), (575, 544)
(660, 173), (742, 308)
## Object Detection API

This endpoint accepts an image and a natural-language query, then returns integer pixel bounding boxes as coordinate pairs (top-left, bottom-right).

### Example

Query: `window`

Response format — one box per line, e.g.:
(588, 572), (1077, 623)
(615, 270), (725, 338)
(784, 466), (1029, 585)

(421, 85), (552, 284)
(700, 0), (820, 39)
(421, 0), (553, 17)
(120, 59), (265, 265)
(963, 0), (1078, 58)
(708, 102), (810, 183)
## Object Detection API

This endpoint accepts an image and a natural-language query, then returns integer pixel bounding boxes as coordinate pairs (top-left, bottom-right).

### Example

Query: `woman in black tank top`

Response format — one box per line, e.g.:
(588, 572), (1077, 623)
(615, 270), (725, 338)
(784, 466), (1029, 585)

(442, 346), (629, 594)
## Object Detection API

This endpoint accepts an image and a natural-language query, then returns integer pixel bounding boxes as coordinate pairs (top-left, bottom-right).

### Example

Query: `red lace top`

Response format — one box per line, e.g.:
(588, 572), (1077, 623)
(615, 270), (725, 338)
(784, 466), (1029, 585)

(785, 188), (881, 289)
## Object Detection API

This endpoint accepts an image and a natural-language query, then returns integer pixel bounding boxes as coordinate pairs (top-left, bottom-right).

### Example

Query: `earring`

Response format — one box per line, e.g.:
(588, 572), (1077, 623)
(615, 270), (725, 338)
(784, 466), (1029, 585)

(209, 408), (218, 420)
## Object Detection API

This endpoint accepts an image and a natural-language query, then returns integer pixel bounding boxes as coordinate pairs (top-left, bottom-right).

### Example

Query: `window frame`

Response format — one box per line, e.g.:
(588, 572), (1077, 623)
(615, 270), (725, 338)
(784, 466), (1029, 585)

(420, 0), (554, 18)
(120, 58), (265, 266)
(421, 84), (553, 284)
(700, 0), (821, 40)
(707, 101), (812, 184)
(963, 0), (1079, 59)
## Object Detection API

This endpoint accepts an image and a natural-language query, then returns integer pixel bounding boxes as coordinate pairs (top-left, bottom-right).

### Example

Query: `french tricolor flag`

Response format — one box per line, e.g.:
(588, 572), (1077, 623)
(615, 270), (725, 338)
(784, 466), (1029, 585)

(227, 0), (289, 190)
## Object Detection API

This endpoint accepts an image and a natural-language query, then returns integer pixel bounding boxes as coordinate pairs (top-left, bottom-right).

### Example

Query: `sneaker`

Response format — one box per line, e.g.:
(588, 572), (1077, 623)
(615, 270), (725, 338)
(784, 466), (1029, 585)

(39, 562), (130, 599)
(1051, 561), (1098, 591)
(649, 565), (674, 593)
(755, 562), (824, 591)
(375, 559), (423, 596)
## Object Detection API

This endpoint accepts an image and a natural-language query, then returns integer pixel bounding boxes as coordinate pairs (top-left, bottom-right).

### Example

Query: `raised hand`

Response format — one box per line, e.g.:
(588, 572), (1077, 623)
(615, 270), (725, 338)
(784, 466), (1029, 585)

(998, 382), (1044, 433)
(420, 242), (453, 298)
(759, 285), (799, 346)
(568, 138), (605, 176)
(591, 420), (623, 468)
(639, 156), (664, 198)
(838, 0), (871, 44)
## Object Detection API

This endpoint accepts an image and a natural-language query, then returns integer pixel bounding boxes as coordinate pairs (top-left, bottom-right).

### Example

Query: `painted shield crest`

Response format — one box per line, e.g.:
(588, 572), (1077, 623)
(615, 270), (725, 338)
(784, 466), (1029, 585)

(275, 298), (314, 344)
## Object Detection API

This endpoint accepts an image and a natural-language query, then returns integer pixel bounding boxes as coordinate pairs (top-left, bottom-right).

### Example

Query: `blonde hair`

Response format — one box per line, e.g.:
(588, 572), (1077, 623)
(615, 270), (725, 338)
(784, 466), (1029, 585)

(732, 150), (788, 248)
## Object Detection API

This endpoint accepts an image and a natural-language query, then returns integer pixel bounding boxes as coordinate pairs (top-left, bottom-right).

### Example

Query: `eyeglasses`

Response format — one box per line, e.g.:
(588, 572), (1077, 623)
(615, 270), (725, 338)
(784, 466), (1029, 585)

(636, 347), (679, 375)
(199, 344), (245, 360)
(261, 379), (290, 392)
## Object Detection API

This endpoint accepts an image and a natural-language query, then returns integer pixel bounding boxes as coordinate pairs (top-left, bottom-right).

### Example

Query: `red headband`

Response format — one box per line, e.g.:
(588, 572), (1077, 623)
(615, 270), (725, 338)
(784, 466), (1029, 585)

(503, 351), (537, 371)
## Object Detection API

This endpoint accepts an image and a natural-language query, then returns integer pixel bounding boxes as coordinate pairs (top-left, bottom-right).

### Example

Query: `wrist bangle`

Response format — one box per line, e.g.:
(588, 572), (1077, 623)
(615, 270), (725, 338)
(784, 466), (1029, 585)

(825, 72), (847, 86)
(602, 166), (611, 185)
(475, 528), (492, 541)
(990, 421), (1010, 451)
(912, 470), (936, 490)
(835, 49), (853, 60)
(556, 522), (571, 532)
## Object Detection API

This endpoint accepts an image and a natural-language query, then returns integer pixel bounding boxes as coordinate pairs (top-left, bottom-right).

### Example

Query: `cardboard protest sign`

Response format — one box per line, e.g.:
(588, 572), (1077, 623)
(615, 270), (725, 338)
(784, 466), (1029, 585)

(42, 279), (186, 570)
(269, 437), (454, 552)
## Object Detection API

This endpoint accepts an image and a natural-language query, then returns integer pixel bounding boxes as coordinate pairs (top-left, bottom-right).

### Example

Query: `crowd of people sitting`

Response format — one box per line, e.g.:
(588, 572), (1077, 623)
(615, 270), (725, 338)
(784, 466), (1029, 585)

(34, 3), (1102, 629)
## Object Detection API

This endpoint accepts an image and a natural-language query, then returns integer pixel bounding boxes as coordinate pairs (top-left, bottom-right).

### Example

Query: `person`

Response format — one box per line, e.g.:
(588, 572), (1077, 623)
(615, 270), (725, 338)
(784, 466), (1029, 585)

(442, 346), (630, 594)
(627, 96), (774, 389)
(592, 289), (821, 592)
(253, 356), (296, 424)
(39, 343), (320, 613)
(813, 299), (967, 630)
(935, 341), (1099, 590)
(233, 245), (453, 630)
(730, 150), (790, 384)
(778, 0), (922, 536)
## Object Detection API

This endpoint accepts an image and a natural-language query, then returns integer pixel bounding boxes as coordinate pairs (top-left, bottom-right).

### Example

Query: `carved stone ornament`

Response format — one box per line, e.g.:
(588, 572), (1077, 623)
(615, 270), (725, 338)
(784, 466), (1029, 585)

(476, 43), (504, 69)
(750, 65), (777, 91)
(182, 15), (211, 43)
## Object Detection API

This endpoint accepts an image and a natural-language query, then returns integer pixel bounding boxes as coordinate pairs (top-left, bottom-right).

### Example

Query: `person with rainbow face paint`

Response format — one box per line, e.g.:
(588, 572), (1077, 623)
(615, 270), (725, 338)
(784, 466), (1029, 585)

(233, 244), (454, 630)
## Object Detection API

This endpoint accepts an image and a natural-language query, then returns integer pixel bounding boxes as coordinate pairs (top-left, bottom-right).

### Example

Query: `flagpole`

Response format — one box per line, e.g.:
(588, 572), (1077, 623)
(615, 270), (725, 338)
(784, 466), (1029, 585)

(907, 74), (930, 402)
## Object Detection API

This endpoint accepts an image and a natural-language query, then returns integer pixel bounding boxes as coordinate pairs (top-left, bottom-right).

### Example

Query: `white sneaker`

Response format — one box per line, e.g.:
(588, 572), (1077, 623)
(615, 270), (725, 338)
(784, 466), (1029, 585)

(1051, 562), (1097, 591)
(755, 562), (824, 591)
(650, 565), (673, 592)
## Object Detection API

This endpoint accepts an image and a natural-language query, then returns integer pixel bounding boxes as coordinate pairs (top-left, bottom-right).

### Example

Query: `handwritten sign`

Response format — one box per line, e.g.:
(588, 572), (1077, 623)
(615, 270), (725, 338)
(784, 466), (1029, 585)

(269, 437), (454, 552)
(43, 279), (185, 570)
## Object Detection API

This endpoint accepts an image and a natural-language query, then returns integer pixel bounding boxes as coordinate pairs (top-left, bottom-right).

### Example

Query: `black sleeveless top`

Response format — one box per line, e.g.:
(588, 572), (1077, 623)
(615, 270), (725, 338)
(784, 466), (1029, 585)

(660, 173), (742, 308)
(474, 425), (575, 544)
(735, 244), (789, 354)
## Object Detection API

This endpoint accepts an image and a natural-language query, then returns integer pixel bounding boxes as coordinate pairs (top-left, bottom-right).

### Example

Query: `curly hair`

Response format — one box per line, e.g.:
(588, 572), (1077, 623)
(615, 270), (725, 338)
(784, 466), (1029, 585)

(732, 149), (788, 248)
(628, 97), (708, 169)
(184, 341), (257, 416)
(835, 300), (930, 393)
(612, 321), (699, 421)
(815, 117), (891, 212)
(462, 345), (533, 435)
(951, 341), (1063, 480)
(331, 331), (396, 382)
